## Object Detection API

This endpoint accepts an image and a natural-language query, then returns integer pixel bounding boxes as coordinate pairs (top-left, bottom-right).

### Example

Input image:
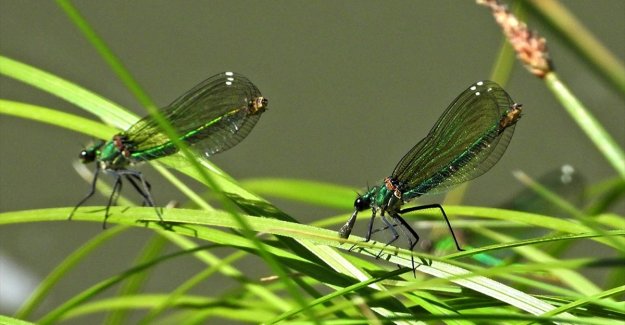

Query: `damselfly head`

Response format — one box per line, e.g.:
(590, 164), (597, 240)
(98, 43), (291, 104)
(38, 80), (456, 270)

(354, 195), (371, 212)
(79, 140), (104, 164)
(338, 195), (371, 239)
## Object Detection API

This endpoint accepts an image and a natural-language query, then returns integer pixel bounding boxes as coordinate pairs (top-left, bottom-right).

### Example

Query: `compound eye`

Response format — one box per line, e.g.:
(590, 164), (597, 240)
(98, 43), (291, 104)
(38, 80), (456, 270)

(79, 149), (96, 163)
(354, 197), (369, 211)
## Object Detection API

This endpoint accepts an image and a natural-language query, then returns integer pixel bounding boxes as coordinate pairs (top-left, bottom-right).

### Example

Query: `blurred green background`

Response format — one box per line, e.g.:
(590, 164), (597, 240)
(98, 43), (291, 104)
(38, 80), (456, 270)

(1, 0), (623, 321)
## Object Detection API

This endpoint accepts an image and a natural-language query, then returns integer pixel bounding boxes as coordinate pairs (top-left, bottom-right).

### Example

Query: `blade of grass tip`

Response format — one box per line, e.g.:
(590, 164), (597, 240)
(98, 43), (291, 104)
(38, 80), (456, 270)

(596, 214), (625, 231)
(56, 0), (312, 314)
(104, 234), (168, 325)
(524, 0), (625, 97)
(0, 55), (136, 128)
(544, 73), (625, 179)
(13, 226), (129, 319)
(512, 170), (595, 218)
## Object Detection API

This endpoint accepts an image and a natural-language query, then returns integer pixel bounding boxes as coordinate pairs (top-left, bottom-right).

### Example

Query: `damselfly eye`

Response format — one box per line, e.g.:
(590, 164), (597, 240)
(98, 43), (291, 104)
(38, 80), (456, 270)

(79, 148), (96, 163)
(354, 196), (369, 211)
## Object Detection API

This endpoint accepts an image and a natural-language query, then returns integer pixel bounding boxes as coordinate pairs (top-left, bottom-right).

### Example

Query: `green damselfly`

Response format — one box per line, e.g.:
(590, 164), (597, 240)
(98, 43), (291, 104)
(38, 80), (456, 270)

(339, 80), (522, 269)
(69, 72), (268, 227)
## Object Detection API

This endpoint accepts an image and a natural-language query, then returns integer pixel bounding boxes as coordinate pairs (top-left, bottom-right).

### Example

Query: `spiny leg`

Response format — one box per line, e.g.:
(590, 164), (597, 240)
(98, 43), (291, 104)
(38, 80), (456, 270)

(363, 208), (377, 242)
(121, 170), (171, 230)
(375, 214), (400, 260)
(69, 165), (101, 220)
(400, 203), (464, 251)
(130, 173), (153, 206)
(348, 209), (378, 253)
(103, 173), (123, 229)
(392, 212), (421, 274)
(124, 174), (153, 207)
(370, 221), (400, 236)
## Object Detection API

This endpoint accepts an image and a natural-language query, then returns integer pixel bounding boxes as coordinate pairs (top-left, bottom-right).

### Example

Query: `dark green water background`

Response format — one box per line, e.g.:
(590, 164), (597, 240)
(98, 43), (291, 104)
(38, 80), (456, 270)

(1, 1), (623, 322)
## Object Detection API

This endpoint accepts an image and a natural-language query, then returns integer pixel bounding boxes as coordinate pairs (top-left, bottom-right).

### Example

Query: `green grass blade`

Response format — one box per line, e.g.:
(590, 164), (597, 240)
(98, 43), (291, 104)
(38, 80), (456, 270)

(137, 251), (255, 324)
(0, 314), (36, 325)
(447, 229), (625, 260)
(540, 284), (625, 319)
(158, 231), (292, 312)
(0, 55), (136, 128)
(57, 1), (309, 311)
(525, 0), (625, 97)
(0, 207), (581, 321)
(13, 226), (129, 319)
(103, 234), (168, 325)
(55, 0), (157, 111)
(0, 100), (118, 139)
(62, 295), (277, 323)
(35, 246), (223, 324)
(473, 227), (602, 296)
(1, 54), (365, 305)
(435, 206), (624, 249)
(268, 268), (408, 323)
(544, 72), (625, 178)
(241, 178), (356, 209)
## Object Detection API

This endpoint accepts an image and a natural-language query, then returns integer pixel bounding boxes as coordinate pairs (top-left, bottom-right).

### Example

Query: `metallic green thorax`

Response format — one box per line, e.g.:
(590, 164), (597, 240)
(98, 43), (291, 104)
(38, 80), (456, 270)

(360, 180), (403, 214)
(98, 140), (128, 170)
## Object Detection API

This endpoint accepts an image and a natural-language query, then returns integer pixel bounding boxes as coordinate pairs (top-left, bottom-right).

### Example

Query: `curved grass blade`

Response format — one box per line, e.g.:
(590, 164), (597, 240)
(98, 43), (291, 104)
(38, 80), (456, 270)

(0, 55), (136, 128)
(0, 100), (118, 140)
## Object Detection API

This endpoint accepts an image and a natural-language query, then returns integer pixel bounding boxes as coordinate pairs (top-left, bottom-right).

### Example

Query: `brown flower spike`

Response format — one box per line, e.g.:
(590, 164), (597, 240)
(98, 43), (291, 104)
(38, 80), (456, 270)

(477, 0), (554, 78)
